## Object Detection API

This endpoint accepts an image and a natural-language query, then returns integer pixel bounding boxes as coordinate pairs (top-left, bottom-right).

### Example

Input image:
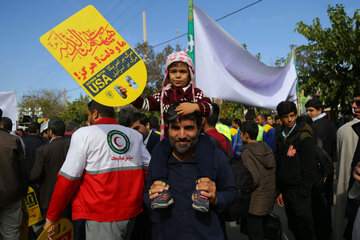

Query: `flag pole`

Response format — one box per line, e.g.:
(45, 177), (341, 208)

(187, 0), (195, 63)
(292, 47), (301, 115)
(187, 0), (196, 99)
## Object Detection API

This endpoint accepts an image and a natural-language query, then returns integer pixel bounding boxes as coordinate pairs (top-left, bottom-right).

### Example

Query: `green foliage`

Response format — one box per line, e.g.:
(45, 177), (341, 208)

(295, 4), (360, 113)
(218, 100), (246, 120)
(19, 89), (64, 119)
(58, 94), (90, 125)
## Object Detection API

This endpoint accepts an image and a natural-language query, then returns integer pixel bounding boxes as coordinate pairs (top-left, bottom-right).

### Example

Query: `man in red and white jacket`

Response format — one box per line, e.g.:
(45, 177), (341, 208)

(44, 100), (150, 239)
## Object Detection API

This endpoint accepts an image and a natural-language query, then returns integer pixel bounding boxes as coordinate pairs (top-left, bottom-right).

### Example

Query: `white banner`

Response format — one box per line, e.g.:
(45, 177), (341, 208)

(194, 4), (298, 110)
(0, 91), (18, 130)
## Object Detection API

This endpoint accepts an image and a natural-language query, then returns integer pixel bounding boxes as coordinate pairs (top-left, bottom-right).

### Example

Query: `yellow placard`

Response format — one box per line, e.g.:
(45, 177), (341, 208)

(37, 218), (73, 240)
(40, 5), (147, 107)
(25, 187), (43, 226)
(20, 199), (29, 240)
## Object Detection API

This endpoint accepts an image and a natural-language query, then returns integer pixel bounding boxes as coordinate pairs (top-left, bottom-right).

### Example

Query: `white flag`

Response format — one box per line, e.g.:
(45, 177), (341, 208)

(194, 4), (297, 110)
(0, 91), (18, 130)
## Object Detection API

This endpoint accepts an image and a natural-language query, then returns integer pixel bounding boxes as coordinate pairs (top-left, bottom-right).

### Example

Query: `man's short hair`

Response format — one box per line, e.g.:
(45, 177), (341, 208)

(354, 89), (360, 98)
(256, 114), (265, 120)
(275, 115), (280, 120)
(0, 117), (12, 131)
(206, 103), (220, 127)
(130, 112), (149, 127)
(245, 111), (255, 121)
(28, 122), (41, 133)
(219, 118), (232, 127)
(165, 102), (202, 128)
(66, 121), (78, 133)
(149, 116), (160, 131)
(0, 108), (2, 120)
(234, 118), (241, 126)
(87, 100), (114, 118)
(49, 118), (66, 136)
(118, 107), (136, 127)
(265, 114), (273, 120)
(240, 121), (258, 140)
(305, 99), (323, 111)
(276, 101), (297, 117)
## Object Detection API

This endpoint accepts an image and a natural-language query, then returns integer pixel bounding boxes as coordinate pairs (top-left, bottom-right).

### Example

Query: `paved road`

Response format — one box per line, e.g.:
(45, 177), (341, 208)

(225, 204), (295, 240)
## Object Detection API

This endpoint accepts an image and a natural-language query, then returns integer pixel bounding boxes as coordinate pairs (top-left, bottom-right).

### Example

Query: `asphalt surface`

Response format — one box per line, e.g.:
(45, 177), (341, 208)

(225, 204), (295, 240)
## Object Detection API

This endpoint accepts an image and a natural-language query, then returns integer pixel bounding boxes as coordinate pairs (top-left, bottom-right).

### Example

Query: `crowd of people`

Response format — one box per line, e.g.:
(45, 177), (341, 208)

(1, 50), (360, 240)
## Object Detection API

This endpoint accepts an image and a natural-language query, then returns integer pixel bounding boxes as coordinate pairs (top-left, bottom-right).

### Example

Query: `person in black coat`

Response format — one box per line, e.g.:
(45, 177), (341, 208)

(275, 101), (317, 240)
(129, 112), (160, 154)
(30, 118), (70, 216)
(305, 99), (336, 240)
(23, 122), (46, 176)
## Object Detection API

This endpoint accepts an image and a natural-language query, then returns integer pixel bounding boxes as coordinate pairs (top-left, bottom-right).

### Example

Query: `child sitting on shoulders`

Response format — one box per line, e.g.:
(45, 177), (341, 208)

(119, 51), (214, 212)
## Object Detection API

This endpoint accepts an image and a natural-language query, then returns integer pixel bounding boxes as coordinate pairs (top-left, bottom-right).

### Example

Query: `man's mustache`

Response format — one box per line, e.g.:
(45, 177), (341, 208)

(175, 138), (190, 143)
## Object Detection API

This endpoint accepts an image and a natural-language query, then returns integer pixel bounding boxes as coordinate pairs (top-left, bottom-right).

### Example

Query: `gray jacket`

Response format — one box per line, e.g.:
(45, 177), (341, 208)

(242, 141), (276, 216)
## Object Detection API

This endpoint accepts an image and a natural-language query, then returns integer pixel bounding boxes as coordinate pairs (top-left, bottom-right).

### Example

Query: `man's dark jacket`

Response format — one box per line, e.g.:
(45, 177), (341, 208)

(23, 134), (46, 175)
(30, 137), (70, 210)
(311, 115), (337, 161)
(275, 122), (318, 197)
(0, 128), (28, 208)
(144, 140), (237, 239)
(146, 131), (160, 154)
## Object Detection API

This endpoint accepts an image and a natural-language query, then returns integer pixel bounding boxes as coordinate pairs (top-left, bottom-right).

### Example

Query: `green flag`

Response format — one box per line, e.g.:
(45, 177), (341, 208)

(187, 0), (195, 63)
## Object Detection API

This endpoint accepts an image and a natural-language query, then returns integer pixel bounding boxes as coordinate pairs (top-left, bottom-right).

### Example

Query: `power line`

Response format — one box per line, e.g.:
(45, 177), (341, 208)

(105, 0), (124, 17)
(153, 0), (263, 48)
(64, 1), (261, 93)
(118, 0), (158, 31)
(67, 86), (81, 93)
(153, 33), (187, 48)
(214, 0), (262, 22)
(111, 0), (139, 25)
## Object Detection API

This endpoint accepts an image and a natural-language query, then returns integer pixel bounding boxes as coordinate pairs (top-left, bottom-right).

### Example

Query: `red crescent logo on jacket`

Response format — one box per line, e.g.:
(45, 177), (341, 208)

(107, 130), (130, 154)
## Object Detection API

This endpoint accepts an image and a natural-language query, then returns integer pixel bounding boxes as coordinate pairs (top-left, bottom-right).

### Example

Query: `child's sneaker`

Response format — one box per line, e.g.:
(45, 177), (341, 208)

(151, 190), (174, 210)
(192, 190), (209, 212)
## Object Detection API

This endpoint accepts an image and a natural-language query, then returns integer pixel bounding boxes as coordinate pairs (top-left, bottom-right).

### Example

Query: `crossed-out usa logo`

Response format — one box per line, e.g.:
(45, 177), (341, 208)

(107, 130), (130, 154)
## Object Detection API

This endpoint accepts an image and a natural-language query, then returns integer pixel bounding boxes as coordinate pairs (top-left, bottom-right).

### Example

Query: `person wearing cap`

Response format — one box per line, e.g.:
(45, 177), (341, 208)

(30, 118), (71, 220)
(119, 51), (215, 213)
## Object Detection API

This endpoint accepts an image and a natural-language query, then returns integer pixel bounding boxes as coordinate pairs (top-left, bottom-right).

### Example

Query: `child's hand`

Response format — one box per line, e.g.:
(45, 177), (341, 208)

(117, 84), (132, 97)
(176, 102), (200, 115)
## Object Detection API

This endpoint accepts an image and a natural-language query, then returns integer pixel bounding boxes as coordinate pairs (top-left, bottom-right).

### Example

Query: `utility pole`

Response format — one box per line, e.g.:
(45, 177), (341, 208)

(176, 29), (179, 46)
(63, 88), (66, 106)
(143, 11), (147, 62)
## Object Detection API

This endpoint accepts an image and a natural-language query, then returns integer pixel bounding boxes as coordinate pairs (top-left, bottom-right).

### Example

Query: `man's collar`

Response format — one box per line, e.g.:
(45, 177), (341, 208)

(50, 136), (60, 143)
(144, 130), (152, 145)
(312, 112), (327, 121)
(92, 118), (118, 125)
(0, 128), (9, 134)
(282, 123), (297, 139)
